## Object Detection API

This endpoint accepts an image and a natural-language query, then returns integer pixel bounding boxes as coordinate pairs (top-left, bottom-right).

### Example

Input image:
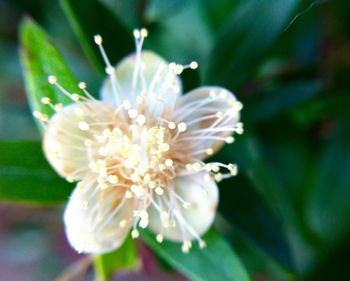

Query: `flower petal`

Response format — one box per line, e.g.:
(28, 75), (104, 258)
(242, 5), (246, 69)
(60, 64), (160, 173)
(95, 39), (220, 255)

(173, 87), (241, 160)
(100, 51), (182, 116)
(64, 175), (135, 254)
(148, 172), (218, 242)
(43, 100), (117, 181)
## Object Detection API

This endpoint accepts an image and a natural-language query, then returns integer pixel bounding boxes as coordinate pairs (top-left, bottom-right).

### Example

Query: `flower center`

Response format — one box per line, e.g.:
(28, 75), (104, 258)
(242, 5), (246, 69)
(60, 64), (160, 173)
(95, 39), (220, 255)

(88, 120), (176, 198)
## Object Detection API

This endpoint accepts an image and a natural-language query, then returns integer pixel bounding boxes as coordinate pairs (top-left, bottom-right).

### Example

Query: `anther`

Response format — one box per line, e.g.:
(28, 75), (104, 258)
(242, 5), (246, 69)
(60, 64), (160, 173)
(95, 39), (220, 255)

(183, 202), (191, 209)
(214, 173), (223, 182)
(164, 159), (173, 167)
(156, 233), (163, 243)
(119, 219), (127, 228)
(107, 175), (118, 184)
(168, 122), (176, 129)
(155, 186), (164, 195)
(125, 190), (133, 199)
(33, 111), (42, 119)
(177, 122), (187, 132)
(133, 29), (140, 39)
(105, 66), (115, 75)
(136, 114), (146, 125)
(78, 82), (87, 89)
(225, 136), (234, 144)
(94, 34), (103, 45)
(131, 229), (140, 239)
(71, 93), (80, 101)
(54, 103), (63, 111)
(41, 97), (51, 104)
(78, 121), (89, 131)
(140, 28), (148, 38)
(190, 61), (198, 69)
(48, 75), (57, 84)
(199, 240), (207, 249)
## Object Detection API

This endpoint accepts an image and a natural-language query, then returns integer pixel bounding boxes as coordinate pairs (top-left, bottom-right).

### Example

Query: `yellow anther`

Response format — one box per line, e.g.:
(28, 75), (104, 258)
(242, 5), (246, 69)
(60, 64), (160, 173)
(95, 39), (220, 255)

(128, 109), (138, 119)
(199, 240), (207, 249)
(177, 122), (187, 132)
(131, 229), (140, 239)
(94, 34), (103, 45)
(71, 93), (80, 101)
(136, 114), (146, 125)
(140, 28), (148, 38)
(105, 66), (115, 75)
(78, 82), (87, 89)
(48, 75), (57, 84)
(125, 190), (133, 199)
(78, 121), (89, 131)
(190, 61), (198, 69)
(41, 97), (50, 104)
(183, 202), (191, 209)
(119, 219), (127, 228)
(214, 173), (223, 182)
(148, 181), (156, 189)
(225, 136), (234, 144)
(107, 175), (118, 184)
(156, 233), (164, 243)
(54, 103), (63, 111)
(155, 186), (164, 195)
(164, 159), (173, 167)
(33, 111), (42, 119)
(168, 122), (176, 129)
(133, 29), (141, 39)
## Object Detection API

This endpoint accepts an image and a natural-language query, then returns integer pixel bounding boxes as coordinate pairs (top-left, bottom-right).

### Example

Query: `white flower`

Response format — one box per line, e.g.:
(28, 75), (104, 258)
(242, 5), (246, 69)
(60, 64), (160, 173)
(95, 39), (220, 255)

(34, 29), (243, 254)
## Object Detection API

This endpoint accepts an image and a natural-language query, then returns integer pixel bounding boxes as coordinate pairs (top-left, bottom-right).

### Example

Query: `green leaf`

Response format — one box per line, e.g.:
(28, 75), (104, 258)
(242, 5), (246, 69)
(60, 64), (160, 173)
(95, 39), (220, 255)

(142, 229), (250, 281)
(94, 236), (140, 280)
(218, 174), (294, 270)
(60, 0), (134, 74)
(245, 81), (321, 123)
(0, 140), (73, 204)
(19, 17), (82, 123)
(304, 122), (350, 245)
(206, 0), (301, 88)
(290, 92), (350, 127)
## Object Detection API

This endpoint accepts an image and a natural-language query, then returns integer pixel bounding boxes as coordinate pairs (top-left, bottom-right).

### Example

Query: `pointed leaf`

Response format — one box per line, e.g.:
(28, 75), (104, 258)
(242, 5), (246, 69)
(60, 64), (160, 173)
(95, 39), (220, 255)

(94, 236), (140, 280)
(19, 17), (82, 124)
(0, 140), (73, 205)
(206, 0), (301, 88)
(142, 229), (250, 281)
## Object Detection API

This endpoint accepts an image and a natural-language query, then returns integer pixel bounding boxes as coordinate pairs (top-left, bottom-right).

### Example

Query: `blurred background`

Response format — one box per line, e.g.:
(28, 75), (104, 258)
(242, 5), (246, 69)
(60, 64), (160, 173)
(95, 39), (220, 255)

(1, 0), (350, 280)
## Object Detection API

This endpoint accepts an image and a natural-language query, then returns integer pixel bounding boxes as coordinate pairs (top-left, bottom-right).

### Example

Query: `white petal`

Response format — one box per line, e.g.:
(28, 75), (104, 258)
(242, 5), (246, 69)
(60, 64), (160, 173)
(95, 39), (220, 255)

(100, 51), (182, 116)
(64, 175), (135, 254)
(43, 101), (117, 181)
(173, 86), (241, 159)
(148, 172), (218, 242)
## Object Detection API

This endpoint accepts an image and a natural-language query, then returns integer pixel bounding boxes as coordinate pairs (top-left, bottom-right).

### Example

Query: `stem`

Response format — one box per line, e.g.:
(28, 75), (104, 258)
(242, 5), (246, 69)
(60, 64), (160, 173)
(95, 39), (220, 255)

(93, 255), (109, 281)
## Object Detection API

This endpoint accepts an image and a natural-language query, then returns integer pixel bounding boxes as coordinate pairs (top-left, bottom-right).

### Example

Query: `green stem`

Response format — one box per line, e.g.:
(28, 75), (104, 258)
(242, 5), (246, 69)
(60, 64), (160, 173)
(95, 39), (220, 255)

(93, 255), (109, 281)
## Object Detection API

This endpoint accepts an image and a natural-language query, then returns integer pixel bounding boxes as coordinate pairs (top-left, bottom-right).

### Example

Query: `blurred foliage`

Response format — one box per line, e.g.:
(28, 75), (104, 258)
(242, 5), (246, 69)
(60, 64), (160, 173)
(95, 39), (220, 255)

(0, 0), (349, 280)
